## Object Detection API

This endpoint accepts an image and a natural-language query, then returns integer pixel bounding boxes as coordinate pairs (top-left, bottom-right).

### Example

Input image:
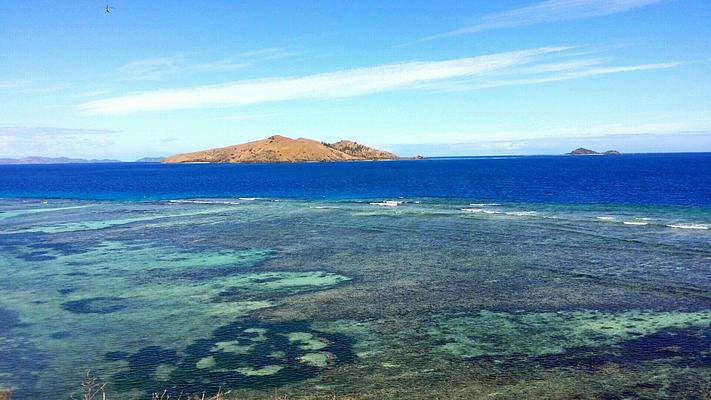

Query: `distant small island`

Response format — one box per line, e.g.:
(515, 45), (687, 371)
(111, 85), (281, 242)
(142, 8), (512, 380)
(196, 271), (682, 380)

(135, 157), (165, 163)
(566, 148), (621, 156)
(0, 156), (121, 165)
(162, 135), (419, 163)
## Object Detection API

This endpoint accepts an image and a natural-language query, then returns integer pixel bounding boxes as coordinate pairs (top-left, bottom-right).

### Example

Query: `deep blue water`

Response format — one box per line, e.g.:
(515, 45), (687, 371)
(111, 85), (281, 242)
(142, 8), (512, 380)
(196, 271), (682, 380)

(1, 153), (710, 206)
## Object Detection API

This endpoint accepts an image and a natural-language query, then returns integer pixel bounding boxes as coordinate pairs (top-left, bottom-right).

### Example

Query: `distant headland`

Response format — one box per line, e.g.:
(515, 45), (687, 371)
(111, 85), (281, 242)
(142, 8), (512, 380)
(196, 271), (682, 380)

(566, 148), (621, 156)
(135, 157), (165, 163)
(0, 156), (121, 165)
(162, 135), (419, 163)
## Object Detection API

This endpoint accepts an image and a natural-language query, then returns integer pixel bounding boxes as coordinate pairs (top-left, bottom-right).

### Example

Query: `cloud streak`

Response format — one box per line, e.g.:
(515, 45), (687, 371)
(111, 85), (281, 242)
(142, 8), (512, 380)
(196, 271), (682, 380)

(119, 47), (307, 81)
(434, 62), (680, 92)
(80, 47), (572, 114)
(80, 46), (680, 115)
(215, 113), (280, 121)
(421, 0), (666, 41)
(0, 80), (31, 90)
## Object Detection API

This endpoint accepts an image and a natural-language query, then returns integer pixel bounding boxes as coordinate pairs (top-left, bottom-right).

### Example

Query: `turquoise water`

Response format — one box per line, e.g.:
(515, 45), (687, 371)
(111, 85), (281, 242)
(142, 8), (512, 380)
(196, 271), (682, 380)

(1, 197), (710, 399)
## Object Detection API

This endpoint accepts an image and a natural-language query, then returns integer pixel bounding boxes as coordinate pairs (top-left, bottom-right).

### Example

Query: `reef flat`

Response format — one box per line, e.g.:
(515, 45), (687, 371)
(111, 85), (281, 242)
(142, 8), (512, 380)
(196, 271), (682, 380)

(0, 198), (710, 399)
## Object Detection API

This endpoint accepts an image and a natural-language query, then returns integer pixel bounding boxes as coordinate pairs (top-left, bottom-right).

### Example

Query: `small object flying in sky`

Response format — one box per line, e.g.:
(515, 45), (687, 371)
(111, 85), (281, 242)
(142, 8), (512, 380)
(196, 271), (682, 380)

(105, 4), (115, 13)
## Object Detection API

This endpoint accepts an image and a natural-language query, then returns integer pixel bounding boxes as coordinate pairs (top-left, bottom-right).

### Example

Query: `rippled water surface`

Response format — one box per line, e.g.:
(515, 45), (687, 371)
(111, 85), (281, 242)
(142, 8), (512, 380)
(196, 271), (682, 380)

(1, 197), (710, 399)
(1, 156), (711, 399)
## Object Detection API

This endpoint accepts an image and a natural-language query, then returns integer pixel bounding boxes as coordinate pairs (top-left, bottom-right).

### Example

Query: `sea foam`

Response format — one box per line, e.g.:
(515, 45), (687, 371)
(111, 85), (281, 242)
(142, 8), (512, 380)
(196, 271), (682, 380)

(667, 224), (709, 230)
(370, 200), (400, 207)
(168, 199), (241, 205)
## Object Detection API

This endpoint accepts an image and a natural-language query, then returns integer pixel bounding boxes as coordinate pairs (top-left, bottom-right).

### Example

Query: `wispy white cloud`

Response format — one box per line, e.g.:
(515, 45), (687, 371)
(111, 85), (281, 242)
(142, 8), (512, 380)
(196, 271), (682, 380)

(421, 0), (667, 41)
(232, 47), (307, 62)
(0, 80), (31, 90)
(118, 47), (307, 81)
(435, 62), (680, 92)
(215, 113), (279, 121)
(76, 89), (112, 98)
(119, 55), (196, 81)
(486, 58), (606, 75)
(80, 46), (680, 115)
(0, 79), (111, 96)
(16, 83), (72, 94)
(80, 46), (572, 114)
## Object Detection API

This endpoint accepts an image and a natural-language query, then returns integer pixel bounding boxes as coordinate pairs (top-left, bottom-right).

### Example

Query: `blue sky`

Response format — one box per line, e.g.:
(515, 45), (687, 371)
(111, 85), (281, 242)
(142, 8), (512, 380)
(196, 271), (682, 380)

(1, 0), (710, 159)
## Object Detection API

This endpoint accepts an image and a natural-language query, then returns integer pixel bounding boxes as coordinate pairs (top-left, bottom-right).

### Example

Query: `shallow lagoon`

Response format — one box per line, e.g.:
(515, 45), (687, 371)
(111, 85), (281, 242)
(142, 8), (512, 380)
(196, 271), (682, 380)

(1, 198), (711, 399)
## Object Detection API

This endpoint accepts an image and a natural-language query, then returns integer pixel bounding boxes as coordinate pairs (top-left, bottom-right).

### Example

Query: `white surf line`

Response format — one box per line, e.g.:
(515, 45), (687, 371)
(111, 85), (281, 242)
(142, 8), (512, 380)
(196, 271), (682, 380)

(0, 207), (238, 235)
(167, 199), (242, 205)
(370, 200), (401, 207)
(461, 208), (497, 214)
(0, 204), (94, 220)
(667, 224), (709, 230)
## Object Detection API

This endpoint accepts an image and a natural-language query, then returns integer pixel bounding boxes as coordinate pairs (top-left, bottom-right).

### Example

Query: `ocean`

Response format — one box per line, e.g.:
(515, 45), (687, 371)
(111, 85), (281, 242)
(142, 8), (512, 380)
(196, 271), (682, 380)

(1, 153), (710, 399)
(1, 153), (711, 205)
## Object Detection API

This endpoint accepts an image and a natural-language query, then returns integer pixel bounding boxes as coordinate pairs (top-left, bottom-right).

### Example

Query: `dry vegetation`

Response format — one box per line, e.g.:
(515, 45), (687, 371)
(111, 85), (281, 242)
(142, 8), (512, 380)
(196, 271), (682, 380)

(33, 372), (356, 400)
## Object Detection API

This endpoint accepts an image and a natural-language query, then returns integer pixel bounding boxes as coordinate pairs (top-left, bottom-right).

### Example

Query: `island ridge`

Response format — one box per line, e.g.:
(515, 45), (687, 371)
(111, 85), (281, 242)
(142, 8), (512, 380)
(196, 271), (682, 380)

(162, 135), (404, 163)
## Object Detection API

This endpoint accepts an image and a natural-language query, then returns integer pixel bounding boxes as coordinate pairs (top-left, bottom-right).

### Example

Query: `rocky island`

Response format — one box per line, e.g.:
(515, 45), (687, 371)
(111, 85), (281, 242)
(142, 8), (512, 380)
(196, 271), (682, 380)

(162, 135), (412, 163)
(567, 148), (621, 156)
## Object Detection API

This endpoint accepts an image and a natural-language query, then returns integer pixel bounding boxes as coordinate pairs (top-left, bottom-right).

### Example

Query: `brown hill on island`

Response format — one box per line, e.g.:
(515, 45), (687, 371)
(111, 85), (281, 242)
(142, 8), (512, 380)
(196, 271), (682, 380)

(326, 140), (398, 160)
(567, 147), (621, 156)
(162, 135), (401, 163)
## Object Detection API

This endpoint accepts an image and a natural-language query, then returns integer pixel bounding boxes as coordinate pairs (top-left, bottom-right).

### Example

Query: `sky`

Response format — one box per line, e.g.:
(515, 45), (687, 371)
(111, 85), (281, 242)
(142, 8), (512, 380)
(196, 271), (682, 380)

(0, 0), (710, 159)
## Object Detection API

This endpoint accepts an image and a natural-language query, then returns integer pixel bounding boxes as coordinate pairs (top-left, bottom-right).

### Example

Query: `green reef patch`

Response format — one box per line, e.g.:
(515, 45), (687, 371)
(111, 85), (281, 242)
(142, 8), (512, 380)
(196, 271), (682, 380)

(4, 199), (711, 399)
(109, 319), (355, 397)
(428, 309), (711, 360)
(0, 236), (350, 399)
(214, 271), (350, 301)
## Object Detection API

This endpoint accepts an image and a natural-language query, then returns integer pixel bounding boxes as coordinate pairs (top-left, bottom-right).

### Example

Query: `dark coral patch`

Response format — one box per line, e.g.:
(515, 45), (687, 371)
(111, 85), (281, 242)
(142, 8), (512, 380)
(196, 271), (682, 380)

(50, 331), (71, 339)
(111, 319), (355, 397)
(65, 271), (90, 277)
(105, 351), (130, 361)
(0, 307), (21, 334)
(0, 307), (46, 400)
(22, 252), (57, 262)
(61, 296), (128, 314)
(530, 325), (711, 369)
